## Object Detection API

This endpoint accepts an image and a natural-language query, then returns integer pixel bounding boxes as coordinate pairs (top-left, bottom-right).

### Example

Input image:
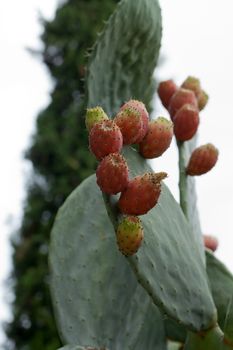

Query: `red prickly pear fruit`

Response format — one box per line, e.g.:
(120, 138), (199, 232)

(85, 106), (109, 131)
(186, 143), (219, 176)
(89, 120), (123, 160)
(114, 106), (144, 145)
(139, 117), (173, 159)
(198, 89), (209, 110)
(203, 235), (219, 252)
(120, 99), (149, 142)
(181, 76), (201, 99)
(96, 153), (129, 194)
(173, 104), (200, 141)
(168, 88), (198, 120)
(158, 79), (178, 109)
(181, 76), (209, 111)
(118, 172), (167, 215)
(116, 216), (144, 256)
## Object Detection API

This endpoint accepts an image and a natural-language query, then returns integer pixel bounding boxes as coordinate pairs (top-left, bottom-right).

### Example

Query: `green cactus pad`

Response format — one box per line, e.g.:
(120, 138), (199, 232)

(206, 251), (233, 345)
(50, 147), (216, 345)
(164, 317), (186, 343)
(87, 0), (162, 116)
(50, 172), (166, 348)
(178, 138), (205, 264)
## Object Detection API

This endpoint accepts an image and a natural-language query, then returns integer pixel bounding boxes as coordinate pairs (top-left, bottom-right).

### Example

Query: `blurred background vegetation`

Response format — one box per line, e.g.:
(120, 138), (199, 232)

(4, 1), (119, 349)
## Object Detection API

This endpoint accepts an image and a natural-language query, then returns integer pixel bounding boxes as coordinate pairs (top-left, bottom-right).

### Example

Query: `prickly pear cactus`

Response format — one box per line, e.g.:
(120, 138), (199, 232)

(49, 0), (233, 349)
(50, 1), (166, 348)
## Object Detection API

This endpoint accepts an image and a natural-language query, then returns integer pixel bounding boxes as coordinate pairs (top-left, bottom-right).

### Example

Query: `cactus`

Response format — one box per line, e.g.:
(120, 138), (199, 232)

(49, 0), (233, 349)
(206, 251), (233, 345)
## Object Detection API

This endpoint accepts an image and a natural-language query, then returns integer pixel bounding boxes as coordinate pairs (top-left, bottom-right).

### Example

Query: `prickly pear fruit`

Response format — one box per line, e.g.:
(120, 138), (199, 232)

(114, 106), (144, 145)
(203, 235), (219, 252)
(120, 100), (149, 141)
(186, 143), (219, 176)
(158, 79), (177, 109)
(139, 117), (173, 158)
(96, 153), (129, 194)
(85, 106), (109, 131)
(89, 120), (123, 160)
(173, 104), (199, 141)
(198, 89), (209, 110)
(181, 76), (201, 99)
(181, 76), (209, 111)
(169, 88), (198, 120)
(118, 172), (167, 215)
(116, 216), (144, 256)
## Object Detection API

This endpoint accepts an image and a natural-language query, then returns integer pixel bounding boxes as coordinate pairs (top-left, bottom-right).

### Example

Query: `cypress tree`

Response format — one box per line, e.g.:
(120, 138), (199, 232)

(5, 1), (119, 349)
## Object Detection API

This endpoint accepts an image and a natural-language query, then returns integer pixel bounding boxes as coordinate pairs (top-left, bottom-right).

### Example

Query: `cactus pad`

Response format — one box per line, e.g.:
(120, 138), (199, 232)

(87, 0), (162, 116)
(50, 172), (166, 348)
(206, 251), (233, 345)
(50, 148), (216, 348)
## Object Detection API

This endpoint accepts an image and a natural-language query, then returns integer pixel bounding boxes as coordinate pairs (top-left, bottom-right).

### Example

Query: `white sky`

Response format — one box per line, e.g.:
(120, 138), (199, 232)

(155, 0), (233, 272)
(0, 0), (57, 345)
(0, 0), (233, 346)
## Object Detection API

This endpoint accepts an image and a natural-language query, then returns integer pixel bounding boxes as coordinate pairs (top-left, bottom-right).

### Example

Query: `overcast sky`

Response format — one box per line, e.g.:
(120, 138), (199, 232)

(0, 0), (57, 344)
(156, 0), (233, 272)
(1, 0), (233, 346)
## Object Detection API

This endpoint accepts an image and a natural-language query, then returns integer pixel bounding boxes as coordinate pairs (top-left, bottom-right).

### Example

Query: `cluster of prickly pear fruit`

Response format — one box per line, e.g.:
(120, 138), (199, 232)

(86, 100), (173, 255)
(158, 76), (218, 176)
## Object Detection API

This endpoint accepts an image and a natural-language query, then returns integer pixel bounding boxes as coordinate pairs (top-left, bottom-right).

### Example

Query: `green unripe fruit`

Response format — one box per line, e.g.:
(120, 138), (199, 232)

(181, 76), (201, 99)
(85, 106), (109, 131)
(116, 216), (144, 256)
(181, 76), (209, 111)
(198, 90), (209, 110)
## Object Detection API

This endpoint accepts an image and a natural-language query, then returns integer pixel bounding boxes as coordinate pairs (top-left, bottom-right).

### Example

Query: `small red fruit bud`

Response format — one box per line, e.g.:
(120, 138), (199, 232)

(89, 120), (123, 160)
(120, 100), (149, 142)
(203, 235), (219, 252)
(139, 117), (173, 158)
(158, 80), (177, 109)
(181, 76), (209, 111)
(169, 88), (198, 120)
(173, 104), (199, 141)
(181, 76), (201, 99)
(96, 153), (129, 194)
(114, 106), (144, 145)
(186, 143), (219, 176)
(118, 172), (167, 215)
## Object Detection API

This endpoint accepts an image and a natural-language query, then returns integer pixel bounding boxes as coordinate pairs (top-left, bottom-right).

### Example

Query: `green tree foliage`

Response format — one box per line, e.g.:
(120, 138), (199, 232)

(5, 1), (119, 349)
